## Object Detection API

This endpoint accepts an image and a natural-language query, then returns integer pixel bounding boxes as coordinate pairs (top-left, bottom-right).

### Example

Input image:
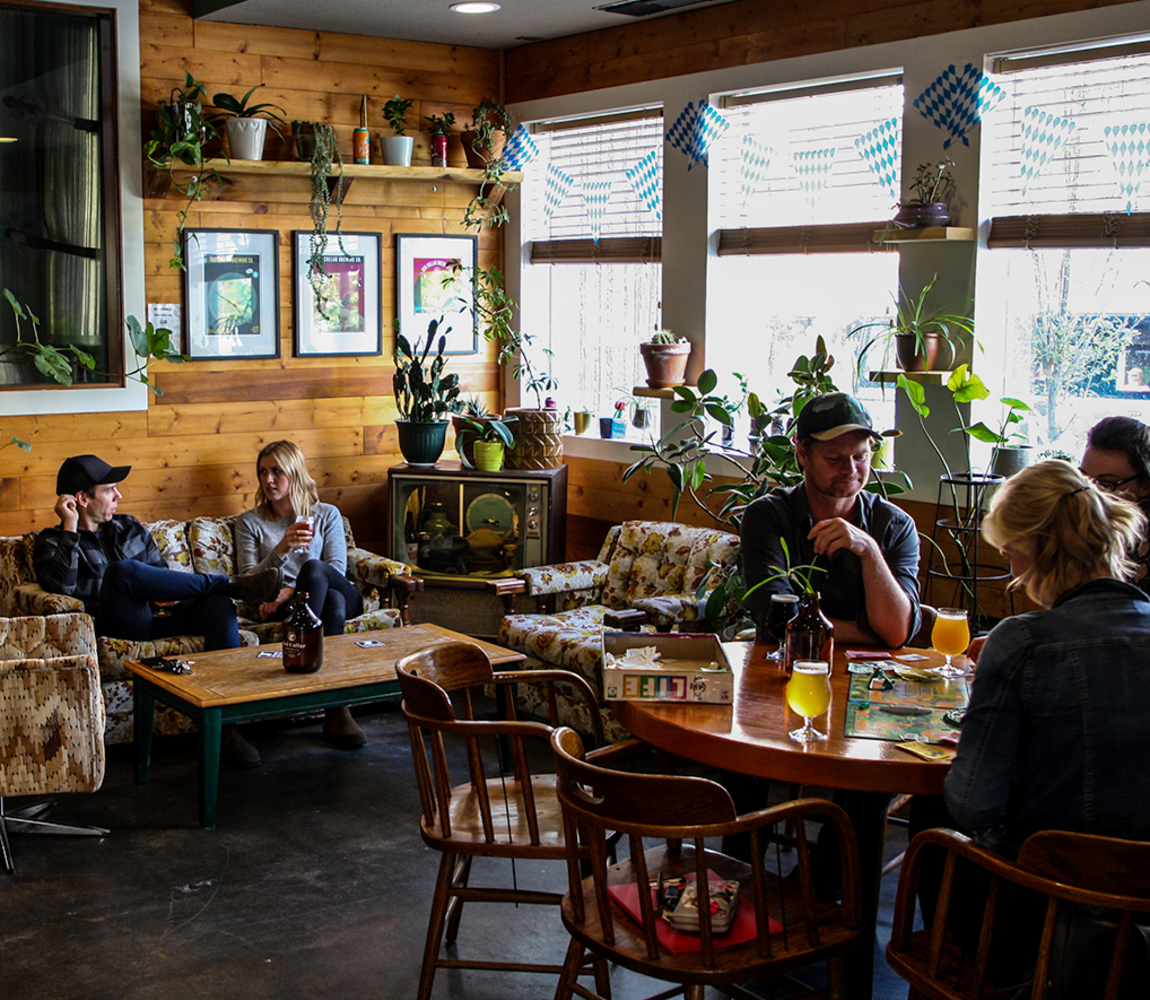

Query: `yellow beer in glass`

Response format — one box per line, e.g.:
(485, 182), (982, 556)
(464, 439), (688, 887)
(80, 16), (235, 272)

(930, 607), (970, 676)
(787, 660), (831, 742)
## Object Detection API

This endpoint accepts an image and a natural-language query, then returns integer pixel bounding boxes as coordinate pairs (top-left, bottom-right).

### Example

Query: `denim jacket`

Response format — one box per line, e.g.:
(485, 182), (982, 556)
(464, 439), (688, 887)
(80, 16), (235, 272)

(945, 578), (1150, 856)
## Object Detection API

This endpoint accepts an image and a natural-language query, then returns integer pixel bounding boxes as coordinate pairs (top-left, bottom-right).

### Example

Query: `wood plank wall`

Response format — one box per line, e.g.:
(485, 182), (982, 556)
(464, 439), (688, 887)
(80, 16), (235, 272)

(0, 0), (501, 554)
(505, 0), (1136, 101)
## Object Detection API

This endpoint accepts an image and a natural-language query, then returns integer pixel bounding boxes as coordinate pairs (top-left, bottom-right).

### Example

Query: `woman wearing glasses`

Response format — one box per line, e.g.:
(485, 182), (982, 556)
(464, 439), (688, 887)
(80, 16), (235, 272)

(1080, 415), (1150, 593)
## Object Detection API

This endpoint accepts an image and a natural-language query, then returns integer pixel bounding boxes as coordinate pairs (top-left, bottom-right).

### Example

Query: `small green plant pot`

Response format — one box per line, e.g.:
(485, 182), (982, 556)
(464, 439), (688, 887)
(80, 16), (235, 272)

(472, 440), (505, 472)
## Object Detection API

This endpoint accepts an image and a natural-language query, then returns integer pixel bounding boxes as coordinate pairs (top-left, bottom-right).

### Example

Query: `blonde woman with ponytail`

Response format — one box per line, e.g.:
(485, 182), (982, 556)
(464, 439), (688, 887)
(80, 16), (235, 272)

(945, 460), (1150, 855)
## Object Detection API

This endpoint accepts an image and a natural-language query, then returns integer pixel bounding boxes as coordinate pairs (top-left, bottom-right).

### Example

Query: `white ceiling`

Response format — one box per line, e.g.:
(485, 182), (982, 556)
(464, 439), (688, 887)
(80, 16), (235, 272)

(197, 0), (741, 50)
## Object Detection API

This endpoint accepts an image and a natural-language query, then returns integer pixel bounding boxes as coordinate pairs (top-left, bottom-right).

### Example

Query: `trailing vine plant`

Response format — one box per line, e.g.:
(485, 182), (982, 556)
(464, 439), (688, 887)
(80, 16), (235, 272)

(304, 122), (347, 293)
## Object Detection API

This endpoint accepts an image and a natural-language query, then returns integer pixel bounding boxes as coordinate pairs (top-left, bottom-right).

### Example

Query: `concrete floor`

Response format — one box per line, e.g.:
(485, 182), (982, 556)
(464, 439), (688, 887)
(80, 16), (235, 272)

(0, 703), (911, 1000)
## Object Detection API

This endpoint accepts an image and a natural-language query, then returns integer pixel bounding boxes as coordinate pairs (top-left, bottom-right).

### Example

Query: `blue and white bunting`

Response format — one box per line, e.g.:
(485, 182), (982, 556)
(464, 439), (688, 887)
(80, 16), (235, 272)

(665, 101), (699, 161)
(738, 136), (774, 210)
(914, 63), (1007, 148)
(1103, 122), (1150, 214)
(1019, 107), (1076, 196)
(664, 100), (730, 170)
(543, 162), (575, 219)
(624, 148), (662, 219)
(583, 180), (614, 241)
(793, 147), (836, 211)
(501, 125), (540, 171)
(854, 117), (902, 201)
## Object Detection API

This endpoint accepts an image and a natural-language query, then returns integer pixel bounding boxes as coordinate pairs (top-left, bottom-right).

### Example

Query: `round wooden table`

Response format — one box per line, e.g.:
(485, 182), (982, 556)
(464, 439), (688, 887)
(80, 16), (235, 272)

(612, 641), (957, 1000)
(612, 641), (951, 796)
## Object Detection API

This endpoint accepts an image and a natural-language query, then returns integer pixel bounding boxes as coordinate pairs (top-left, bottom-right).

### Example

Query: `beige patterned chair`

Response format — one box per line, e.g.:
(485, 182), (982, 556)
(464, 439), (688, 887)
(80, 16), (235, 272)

(495, 520), (740, 742)
(0, 613), (108, 873)
(0, 516), (417, 745)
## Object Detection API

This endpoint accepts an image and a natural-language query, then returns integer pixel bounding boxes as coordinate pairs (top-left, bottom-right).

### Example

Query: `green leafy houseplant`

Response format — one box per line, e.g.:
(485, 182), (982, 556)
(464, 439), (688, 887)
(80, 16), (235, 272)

(383, 95), (413, 135)
(906, 158), (956, 207)
(211, 84), (286, 127)
(145, 72), (225, 270)
(424, 112), (455, 136)
(2, 288), (188, 396)
(455, 414), (518, 470)
(393, 321), (462, 422)
(462, 99), (517, 230)
(849, 274), (974, 374)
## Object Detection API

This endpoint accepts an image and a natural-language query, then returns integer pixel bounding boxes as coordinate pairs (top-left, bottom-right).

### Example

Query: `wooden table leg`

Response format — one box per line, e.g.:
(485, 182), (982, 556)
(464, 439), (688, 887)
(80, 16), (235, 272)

(197, 709), (222, 829)
(838, 789), (892, 1000)
(134, 680), (156, 784)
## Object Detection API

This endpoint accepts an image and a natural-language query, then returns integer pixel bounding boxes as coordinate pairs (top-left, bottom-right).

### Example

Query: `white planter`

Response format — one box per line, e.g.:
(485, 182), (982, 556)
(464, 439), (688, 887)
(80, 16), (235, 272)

(226, 118), (268, 160)
(379, 135), (414, 167)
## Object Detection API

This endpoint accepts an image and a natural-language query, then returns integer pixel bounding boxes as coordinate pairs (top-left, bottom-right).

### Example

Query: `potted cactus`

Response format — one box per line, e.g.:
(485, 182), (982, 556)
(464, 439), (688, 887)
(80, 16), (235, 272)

(639, 329), (691, 388)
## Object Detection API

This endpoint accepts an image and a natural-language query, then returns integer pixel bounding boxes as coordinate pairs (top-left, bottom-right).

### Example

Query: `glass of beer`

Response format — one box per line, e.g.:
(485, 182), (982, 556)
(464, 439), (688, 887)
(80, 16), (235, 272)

(786, 660), (831, 743)
(930, 607), (970, 676)
(764, 593), (800, 662)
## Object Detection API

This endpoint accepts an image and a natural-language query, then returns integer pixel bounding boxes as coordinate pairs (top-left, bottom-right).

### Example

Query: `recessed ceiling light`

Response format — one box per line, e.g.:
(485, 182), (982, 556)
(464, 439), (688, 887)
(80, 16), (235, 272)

(451, 2), (500, 12)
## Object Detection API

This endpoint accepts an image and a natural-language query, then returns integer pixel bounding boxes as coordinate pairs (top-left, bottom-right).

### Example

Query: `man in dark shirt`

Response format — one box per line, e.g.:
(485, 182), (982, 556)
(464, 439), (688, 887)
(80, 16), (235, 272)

(741, 392), (921, 647)
(34, 455), (279, 650)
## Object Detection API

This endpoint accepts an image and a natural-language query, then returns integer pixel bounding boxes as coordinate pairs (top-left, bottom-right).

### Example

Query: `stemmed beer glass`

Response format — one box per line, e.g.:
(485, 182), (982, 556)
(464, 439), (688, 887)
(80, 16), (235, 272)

(786, 660), (831, 743)
(930, 607), (971, 676)
(764, 593), (799, 663)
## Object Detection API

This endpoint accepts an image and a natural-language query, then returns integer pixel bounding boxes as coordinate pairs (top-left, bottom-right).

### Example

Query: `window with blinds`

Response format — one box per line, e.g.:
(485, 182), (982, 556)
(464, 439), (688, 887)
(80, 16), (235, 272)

(524, 111), (663, 263)
(714, 76), (903, 239)
(984, 41), (1150, 246)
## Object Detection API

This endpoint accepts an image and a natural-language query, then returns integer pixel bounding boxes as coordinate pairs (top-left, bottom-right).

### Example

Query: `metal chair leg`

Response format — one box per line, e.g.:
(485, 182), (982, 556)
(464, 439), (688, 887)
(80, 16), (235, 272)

(0, 797), (108, 874)
(1, 816), (13, 874)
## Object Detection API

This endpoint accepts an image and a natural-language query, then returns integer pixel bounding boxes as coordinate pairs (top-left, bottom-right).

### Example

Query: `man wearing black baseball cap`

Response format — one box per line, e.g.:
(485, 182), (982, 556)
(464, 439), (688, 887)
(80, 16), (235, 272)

(33, 452), (280, 690)
(741, 392), (921, 647)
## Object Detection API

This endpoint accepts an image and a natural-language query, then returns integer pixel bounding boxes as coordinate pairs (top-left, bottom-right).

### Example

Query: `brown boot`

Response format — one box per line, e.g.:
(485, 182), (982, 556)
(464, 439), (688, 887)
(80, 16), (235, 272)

(323, 706), (366, 750)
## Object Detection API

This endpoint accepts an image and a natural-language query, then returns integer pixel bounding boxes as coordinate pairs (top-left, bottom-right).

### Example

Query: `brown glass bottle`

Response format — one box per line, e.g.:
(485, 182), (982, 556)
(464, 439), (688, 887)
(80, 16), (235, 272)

(784, 591), (834, 676)
(282, 591), (323, 674)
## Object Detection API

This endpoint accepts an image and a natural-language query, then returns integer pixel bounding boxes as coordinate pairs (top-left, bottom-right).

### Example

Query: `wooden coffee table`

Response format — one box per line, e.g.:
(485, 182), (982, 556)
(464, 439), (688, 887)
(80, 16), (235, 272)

(127, 624), (524, 828)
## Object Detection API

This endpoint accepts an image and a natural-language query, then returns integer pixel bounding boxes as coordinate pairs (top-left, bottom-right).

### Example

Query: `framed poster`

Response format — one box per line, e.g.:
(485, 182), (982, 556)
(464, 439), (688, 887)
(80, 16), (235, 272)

(292, 231), (382, 357)
(395, 233), (478, 355)
(183, 229), (280, 360)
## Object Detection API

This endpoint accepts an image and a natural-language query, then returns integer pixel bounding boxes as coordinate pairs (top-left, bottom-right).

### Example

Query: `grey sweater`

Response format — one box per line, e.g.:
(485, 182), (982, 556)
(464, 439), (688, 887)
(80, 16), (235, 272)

(234, 502), (346, 588)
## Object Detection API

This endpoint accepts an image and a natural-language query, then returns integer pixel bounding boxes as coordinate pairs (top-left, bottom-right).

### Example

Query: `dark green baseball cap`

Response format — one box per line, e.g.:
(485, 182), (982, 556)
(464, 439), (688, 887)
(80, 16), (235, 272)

(795, 392), (880, 442)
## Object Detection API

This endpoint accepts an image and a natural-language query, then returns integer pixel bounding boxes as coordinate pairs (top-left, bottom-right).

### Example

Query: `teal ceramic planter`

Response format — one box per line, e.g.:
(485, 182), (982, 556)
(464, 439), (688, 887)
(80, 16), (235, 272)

(396, 420), (448, 467)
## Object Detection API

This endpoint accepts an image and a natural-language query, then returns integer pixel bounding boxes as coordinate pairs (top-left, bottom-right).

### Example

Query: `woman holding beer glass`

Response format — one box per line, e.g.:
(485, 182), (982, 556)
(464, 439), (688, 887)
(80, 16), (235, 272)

(236, 439), (365, 751)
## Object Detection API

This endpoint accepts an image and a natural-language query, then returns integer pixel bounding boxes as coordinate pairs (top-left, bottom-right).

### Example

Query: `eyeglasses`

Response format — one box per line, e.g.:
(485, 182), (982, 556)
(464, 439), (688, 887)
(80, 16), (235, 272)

(1079, 470), (1140, 492)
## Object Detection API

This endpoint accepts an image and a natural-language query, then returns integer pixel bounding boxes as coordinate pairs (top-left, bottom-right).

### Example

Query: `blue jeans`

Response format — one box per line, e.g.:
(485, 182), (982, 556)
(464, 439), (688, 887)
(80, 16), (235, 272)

(95, 559), (240, 651)
(297, 559), (363, 637)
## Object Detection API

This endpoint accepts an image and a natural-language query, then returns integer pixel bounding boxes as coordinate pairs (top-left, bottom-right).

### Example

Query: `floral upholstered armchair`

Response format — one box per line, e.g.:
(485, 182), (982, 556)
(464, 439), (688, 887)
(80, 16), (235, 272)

(494, 520), (740, 742)
(0, 516), (418, 744)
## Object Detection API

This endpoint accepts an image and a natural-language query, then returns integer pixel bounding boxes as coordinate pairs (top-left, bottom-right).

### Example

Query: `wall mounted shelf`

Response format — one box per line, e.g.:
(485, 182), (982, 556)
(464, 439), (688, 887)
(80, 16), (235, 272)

(873, 226), (975, 244)
(869, 370), (954, 384)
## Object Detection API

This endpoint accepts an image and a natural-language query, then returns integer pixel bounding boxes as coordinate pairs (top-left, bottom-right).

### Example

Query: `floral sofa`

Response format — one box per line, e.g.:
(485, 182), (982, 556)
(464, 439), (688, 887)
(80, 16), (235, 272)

(0, 516), (414, 745)
(496, 520), (740, 742)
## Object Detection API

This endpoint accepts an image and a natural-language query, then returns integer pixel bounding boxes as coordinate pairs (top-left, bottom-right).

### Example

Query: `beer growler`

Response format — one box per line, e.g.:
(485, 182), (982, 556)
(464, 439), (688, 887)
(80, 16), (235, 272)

(283, 591), (323, 674)
(784, 591), (834, 676)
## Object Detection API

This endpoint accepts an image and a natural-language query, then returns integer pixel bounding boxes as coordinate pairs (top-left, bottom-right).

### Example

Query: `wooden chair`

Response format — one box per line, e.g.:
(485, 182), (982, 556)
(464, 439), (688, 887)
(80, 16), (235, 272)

(395, 641), (607, 1000)
(887, 827), (1150, 1000)
(549, 726), (866, 1000)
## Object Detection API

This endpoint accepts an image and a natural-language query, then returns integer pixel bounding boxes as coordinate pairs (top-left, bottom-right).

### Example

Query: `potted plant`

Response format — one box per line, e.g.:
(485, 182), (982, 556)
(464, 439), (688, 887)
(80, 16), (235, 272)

(380, 95), (414, 167)
(211, 83), (286, 161)
(463, 97), (512, 170)
(849, 274), (974, 374)
(455, 414), (517, 471)
(393, 320), (462, 467)
(640, 329), (691, 388)
(295, 122), (345, 285)
(425, 111), (455, 168)
(893, 157), (956, 229)
(144, 71), (225, 270)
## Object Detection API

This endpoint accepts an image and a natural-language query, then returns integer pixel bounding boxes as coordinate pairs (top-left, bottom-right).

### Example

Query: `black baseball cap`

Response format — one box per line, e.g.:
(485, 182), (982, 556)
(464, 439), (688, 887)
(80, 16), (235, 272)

(795, 392), (880, 442)
(57, 455), (131, 495)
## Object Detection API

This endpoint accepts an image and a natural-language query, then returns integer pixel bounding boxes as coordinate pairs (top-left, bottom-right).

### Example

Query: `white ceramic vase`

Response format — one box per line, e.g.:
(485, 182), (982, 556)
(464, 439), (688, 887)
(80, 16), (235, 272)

(226, 118), (267, 160)
(379, 135), (414, 167)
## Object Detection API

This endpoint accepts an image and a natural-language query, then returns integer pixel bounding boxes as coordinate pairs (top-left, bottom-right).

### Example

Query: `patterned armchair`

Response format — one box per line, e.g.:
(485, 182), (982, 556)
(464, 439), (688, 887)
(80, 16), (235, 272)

(1, 516), (418, 745)
(0, 613), (107, 873)
(495, 520), (740, 742)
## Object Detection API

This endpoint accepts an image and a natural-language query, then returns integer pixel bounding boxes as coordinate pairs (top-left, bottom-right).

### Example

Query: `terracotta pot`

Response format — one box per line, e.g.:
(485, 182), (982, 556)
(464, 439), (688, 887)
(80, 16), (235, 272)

(461, 129), (507, 169)
(895, 332), (942, 372)
(640, 341), (691, 388)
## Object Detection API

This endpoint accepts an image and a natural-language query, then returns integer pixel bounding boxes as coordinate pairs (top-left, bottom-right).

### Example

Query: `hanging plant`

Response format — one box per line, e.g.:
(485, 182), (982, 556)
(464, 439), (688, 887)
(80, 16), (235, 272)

(301, 121), (346, 288)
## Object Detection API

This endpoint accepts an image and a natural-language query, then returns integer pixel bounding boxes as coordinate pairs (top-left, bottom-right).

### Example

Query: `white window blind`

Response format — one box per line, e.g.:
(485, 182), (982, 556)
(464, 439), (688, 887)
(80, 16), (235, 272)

(714, 77), (903, 229)
(524, 112), (663, 244)
(984, 42), (1150, 216)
